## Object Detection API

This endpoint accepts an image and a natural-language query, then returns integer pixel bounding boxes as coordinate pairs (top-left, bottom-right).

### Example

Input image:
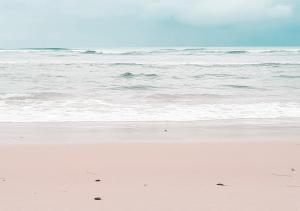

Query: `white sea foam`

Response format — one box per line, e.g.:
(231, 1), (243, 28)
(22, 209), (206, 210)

(0, 47), (300, 122)
(0, 101), (300, 122)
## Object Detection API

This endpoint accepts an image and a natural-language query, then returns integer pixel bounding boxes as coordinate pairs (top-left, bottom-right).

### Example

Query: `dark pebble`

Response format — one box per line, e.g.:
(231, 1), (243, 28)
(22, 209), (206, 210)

(94, 197), (101, 200)
(216, 183), (225, 186)
(95, 179), (101, 182)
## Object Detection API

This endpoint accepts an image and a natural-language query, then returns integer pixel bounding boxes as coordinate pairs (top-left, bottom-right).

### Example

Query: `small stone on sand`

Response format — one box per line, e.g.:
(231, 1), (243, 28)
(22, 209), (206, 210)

(216, 183), (225, 186)
(94, 197), (101, 200)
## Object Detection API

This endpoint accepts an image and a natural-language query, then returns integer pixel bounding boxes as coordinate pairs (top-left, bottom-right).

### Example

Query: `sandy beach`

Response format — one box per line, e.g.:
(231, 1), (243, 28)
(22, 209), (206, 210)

(1, 0), (300, 209)
(1, 140), (300, 211)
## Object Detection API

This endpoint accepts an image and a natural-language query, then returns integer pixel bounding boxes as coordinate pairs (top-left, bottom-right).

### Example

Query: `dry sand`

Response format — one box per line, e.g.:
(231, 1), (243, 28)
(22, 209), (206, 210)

(0, 142), (300, 211)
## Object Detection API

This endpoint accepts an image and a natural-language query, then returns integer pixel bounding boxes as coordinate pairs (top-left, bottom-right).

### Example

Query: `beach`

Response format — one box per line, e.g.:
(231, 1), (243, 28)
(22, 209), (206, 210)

(1, 47), (300, 210)
(1, 141), (300, 211)
(1, 0), (300, 208)
(0, 122), (300, 211)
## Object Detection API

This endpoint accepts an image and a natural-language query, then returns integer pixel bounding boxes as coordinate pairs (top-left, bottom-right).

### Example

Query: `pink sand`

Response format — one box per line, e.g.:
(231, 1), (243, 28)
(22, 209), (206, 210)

(0, 142), (300, 211)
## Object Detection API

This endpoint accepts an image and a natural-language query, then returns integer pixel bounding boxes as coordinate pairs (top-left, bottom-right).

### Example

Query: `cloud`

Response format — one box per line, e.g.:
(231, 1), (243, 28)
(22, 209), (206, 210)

(47, 0), (295, 24)
(136, 0), (294, 25)
(0, 0), (299, 47)
(1, 0), (294, 24)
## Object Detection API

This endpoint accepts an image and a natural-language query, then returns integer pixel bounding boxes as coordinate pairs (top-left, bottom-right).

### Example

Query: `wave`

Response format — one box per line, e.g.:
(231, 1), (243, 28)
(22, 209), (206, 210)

(110, 48), (299, 55)
(1, 60), (300, 68)
(175, 48), (299, 54)
(119, 51), (149, 55)
(260, 49), (300, 53)
(183, 62), (300, 68)
(109, 62), (145, 66)
(81, 50), (103, 54)
(156, 48), (246, 54)
(120, 72), (159, 79)
(150, 48), (248, 54)
(112, 85), (158, 90)
(1, 101), (300, 122)
(115, 48), (249, 55)
(226, 50), (248, 54)
(178, 48), (297, 54)
(21, 48), (70, 51)
(251, 62), (297, 67)
(39, 74), (66, 78)
(178, 49), (249, 54)
(142, 73), (159, 77)
(83, 50), (97, 54)
(274, 75), (300, 79)
(88, 62), (300, 68)
(193, 73), (235, 78)
(2, 48), (300, 55)
(107, 63), (168, 69)
(224, 85), (258, 89)
(181, 48), (206, 51)
(147, 93), (227, 101)
(120, 72), (135, 78)
(0, 92), (71, 101)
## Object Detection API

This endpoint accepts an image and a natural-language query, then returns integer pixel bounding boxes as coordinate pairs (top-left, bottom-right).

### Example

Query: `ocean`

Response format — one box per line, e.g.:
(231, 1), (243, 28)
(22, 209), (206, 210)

(0, 47), (300, 122)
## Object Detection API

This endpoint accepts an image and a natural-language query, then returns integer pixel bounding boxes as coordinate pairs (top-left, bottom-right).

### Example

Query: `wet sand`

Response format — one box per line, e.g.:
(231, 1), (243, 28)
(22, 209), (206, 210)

(0, 142), (300, 211)
(1, 120), (300, 144)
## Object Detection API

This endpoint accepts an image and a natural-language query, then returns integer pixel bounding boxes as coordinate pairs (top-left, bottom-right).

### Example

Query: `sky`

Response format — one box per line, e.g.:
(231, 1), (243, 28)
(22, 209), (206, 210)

(0, 0), (300, 48)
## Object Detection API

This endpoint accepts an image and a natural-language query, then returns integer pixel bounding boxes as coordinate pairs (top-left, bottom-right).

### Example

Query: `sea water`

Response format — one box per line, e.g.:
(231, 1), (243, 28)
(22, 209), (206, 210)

(0, 47), (300, 122)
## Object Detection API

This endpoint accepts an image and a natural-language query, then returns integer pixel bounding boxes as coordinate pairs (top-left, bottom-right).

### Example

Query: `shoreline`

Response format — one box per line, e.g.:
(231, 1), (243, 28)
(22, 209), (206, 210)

(1, 119), (300, 144)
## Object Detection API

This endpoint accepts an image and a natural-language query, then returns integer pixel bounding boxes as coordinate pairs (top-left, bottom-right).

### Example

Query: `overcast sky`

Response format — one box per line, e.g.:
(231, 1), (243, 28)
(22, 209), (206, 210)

(0, 0), (300, 48)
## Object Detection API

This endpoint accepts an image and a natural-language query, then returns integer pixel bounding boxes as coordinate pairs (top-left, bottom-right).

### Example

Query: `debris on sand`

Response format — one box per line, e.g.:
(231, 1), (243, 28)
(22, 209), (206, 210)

(94, 197), (101, 200)
(216, 183), (225, 186)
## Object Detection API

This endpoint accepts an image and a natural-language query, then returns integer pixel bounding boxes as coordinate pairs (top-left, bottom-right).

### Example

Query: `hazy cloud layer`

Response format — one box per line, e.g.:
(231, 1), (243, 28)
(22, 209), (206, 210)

(140, 0), (294, 24)
(0, 0), (299, 47)
(2, 0), (294, 23)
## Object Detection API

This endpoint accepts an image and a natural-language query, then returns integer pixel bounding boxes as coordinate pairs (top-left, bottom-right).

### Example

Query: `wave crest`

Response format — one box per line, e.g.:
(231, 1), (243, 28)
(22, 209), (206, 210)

(120, 72), (159, 79)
